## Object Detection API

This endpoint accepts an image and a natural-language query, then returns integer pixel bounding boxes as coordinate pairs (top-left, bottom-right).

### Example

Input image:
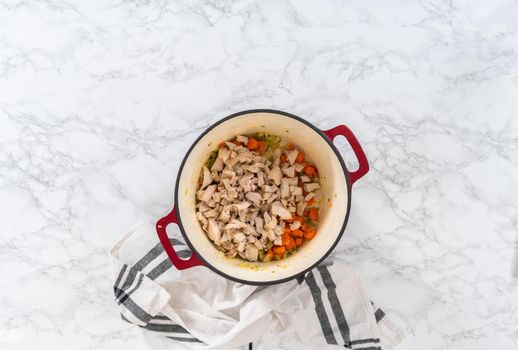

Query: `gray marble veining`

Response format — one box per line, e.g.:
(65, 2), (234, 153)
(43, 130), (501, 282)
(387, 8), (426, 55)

(1, 1), (518, 349)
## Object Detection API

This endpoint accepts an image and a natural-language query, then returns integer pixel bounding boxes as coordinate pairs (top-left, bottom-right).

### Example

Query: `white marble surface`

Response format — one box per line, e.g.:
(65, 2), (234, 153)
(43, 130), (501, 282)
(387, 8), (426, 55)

(1, 1), (518, 349)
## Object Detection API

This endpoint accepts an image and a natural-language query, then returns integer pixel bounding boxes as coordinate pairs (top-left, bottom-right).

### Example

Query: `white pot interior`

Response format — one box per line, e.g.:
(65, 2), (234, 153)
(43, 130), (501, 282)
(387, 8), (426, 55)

(176, 111), (349, 283)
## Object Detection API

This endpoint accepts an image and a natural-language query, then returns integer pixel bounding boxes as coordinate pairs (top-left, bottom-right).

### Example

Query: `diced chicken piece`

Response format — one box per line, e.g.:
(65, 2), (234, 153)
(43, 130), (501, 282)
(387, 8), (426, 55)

(274, 236), (282, 246)
(300, 175), (311, 183)
(294, 163), (305, 173)
(305, 192), (316, 201)
(238, 151), (254, 163)
(236, 135), (248, 144)
(257, 171), (265, 186)
(212, 157), (224, 172)
(290, 220), (301, 230)
(203, 208), (219, 218)
(282, 166), (295, 178)
(295, 195), (304, 202)
(264, 211), (272, 225)
(264, 215), (278, 230)
(254, 240), (264, 250)
(239, 173), (254, 192)
(290, 186), (303, 196)
(265, 229), (276, 241)
(197, 202), (211, 212)
(226, 249), (237, 258)
(255, 217), (264, 233)
(233, 232), (246, 243)
(233, 201), (251, 211)
(225, 219), (248, 231)
(268, 165), (282, 185)
(237, 242), (246, 252)
(198, 185), (216, 203)
(225, 141), (236, 150)
(196, 211), (208, 229)
(271, 201), (292, 220)
(296, 201), (307, 216)
(262, 184), (278, 193)
(244, 245), (259, 261)
(207, 219), (221, 245)
(218, 147), (231, 162)
(246, 192), (262, 206)
(238, 209), (247, 222)
(304, 183), (320, 192)
(222, 169), (236, 180)
(285, 177), (298, 186)
(280, 178), (290, 198)
(225, 156), (239, 168)
(200, 166), (212, 189)
(240, 165), (257, 173)
(249, 210), (258, 224)
(286, 149), (299, 165)
(219, 205), (232, 222)
(267, 194), (278, 204)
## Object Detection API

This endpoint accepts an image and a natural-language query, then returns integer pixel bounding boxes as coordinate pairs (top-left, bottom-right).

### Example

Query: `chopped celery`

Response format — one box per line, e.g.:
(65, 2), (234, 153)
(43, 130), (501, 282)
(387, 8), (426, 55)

(258, 249), (265, 261)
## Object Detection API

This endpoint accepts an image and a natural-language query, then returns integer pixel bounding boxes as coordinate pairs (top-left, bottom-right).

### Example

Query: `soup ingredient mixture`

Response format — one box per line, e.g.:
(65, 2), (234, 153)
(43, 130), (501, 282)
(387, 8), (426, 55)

(195, 133), (320, 262)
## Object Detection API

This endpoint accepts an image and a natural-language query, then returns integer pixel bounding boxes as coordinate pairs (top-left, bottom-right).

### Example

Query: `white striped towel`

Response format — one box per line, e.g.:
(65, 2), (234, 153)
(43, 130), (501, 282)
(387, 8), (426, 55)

(110, 221), (404, 349)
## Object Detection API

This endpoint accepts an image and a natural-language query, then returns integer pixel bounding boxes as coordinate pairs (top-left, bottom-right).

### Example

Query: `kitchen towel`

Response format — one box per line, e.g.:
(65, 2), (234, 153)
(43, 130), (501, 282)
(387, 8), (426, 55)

(110, 221), (404, 350)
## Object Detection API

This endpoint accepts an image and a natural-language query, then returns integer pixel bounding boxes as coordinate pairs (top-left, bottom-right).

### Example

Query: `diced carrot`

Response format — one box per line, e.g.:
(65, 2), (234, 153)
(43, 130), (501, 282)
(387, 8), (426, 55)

(273, 246), (286, 255)
(303, 165), (316, 176)
(282, 233), (291, 245)
(295, 238), (302, 246)
(286, 238), (296, 250)
(218, 141), (226, 149)
(247, 138), (258, 150)
(291, 229), (304, 237)
(286, 143), (295, 150)
(307, 208), (319, 221)
(285, 216), (294, 223)
(266, 249), (274, 258)
(296, 152), (305, 163)
(304, 229), (317, 240)
(296, 216), (305, 223)
(257, 141), (267, 154)
(280, 153), (287, 163)
(284, 227), (291, 234)
(300, 222), (307, 231)
(235, 141), (243, 146)
(307, 197), (316, 205)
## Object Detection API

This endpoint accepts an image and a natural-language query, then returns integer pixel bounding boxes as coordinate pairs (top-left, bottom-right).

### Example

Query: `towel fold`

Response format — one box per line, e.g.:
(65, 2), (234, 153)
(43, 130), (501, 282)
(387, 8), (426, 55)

(110, 222), (404, 349)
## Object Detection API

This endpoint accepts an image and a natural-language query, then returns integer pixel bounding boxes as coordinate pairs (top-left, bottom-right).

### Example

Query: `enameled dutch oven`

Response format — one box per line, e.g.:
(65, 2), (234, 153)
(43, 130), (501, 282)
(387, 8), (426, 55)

(156, 109), (369, 285)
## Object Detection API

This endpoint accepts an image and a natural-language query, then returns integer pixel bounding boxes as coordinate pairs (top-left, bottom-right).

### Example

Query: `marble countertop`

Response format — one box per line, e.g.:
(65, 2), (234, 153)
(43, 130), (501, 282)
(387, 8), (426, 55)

(1, 1), (518, 349)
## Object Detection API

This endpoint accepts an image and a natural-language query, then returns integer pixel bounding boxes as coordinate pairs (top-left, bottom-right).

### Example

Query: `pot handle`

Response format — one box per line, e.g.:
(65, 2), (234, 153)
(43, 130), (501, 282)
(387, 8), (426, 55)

(156, 206), (204, 270)
(323, 125), (369, 185)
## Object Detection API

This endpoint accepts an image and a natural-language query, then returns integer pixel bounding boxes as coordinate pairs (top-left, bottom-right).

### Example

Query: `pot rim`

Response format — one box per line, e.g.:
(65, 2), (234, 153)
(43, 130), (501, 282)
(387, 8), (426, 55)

(174, 109), (352, 285)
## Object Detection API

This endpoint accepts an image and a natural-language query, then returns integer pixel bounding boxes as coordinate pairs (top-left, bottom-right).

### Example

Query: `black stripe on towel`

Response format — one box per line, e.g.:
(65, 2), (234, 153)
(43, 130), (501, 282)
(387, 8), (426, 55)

(166, 336), (202, 343)
(142, 323), (189, 333)
(305, 271), (338, 344)
(147, 249), (192, 280)
(114, 264), (128, 290)
(350, 338), (380, 345)
(351, 347), (381, 350)
(117, 274), (145, 305)
(114, 288), (152, 323)
(317, 266), (351, 345)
